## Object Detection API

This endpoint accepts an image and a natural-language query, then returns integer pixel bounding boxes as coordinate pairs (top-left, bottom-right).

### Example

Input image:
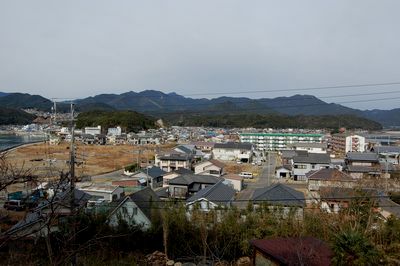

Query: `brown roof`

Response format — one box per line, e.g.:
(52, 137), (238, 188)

(209, 159), (226, 168)
(251, 237), (333, 266)
(306, 168), (353, 181)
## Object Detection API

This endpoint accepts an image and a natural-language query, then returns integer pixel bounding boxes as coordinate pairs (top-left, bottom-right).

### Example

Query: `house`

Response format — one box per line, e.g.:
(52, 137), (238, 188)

(307, 168), (356, 194)
(84, 125), (102, 136)
(128, 166), (166, 188)
(212, 142), (254, 162)
(250, 237), (332, 266)
(107, 126), (122, 136)
(252, 183), (306, 208)
(4, 188), (91, 239)
(191, 141), (215, 152)
(168, 174), (222, 199)
(81, 134), (95, 145)
(194, 159), (225, 176)
(76, 184), (125, 202)
(344, 152), (380, 179)
(319, 187), (377, 214)
(162, 168), (194, 187)
(108, 187), (160, 230)
(155, 152), (193, 172)
(275, 165), (292, 179)
(371, 146), (400, 165)
(287, 142), (328, 154)
(186, 181), (236, 212)
(222, 173), (244, 192)
(292, 153), (331, 181)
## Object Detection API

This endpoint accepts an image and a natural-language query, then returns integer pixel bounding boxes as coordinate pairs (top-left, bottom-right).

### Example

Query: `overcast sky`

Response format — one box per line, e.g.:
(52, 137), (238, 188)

(1, 1), (400, 110)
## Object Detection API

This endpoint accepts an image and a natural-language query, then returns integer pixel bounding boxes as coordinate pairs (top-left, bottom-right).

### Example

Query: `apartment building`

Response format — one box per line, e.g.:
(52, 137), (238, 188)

(239, 133), (323, 151)
(330, 134), (366, 155)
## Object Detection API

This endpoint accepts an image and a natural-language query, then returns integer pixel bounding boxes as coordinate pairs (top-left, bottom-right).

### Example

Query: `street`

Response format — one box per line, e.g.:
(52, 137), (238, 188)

(233, 152), (277, 208)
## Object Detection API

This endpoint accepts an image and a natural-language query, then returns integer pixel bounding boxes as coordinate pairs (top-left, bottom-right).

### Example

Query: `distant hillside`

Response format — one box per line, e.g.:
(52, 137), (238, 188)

(76, 110), (156, 132)
(0, 92), (8, 97)
(0, 107), (36, 125)
(1, 90), (400, 127)
(172, 113), (382, 130)
(0, 93), (53, 111)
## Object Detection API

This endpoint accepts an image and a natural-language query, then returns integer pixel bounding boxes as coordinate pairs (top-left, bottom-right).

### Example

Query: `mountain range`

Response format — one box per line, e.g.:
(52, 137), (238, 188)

(0, 90), (399, 127)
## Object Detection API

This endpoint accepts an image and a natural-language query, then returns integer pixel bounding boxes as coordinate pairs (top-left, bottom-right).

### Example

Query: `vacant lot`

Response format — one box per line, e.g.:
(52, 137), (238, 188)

(4, 142), (173, 178)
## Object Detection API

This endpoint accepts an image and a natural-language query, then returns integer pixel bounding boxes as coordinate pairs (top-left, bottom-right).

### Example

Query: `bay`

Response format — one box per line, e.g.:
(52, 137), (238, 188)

(0, 134), (47, 152)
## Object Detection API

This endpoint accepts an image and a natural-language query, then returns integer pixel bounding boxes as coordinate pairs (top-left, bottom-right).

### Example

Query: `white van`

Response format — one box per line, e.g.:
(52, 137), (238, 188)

(239, 172), (253, 179)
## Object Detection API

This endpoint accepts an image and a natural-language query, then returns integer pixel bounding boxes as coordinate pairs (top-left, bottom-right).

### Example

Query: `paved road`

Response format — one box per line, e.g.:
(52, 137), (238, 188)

(234, 152), (277, 208)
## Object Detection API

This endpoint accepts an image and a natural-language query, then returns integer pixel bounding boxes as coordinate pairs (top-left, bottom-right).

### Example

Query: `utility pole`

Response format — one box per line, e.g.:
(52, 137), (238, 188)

(69, 103), (77, 266)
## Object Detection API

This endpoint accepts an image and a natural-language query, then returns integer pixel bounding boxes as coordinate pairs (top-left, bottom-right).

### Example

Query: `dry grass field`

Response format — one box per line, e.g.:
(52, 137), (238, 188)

(4, 142), (174, 178)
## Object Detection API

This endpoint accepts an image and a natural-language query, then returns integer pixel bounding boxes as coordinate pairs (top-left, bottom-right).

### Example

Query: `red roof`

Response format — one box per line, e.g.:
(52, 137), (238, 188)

(251, 237), (332, 266)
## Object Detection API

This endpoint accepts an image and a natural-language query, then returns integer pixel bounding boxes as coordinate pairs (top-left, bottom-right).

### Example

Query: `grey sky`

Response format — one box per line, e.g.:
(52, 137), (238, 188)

(0, 0), (400, 110)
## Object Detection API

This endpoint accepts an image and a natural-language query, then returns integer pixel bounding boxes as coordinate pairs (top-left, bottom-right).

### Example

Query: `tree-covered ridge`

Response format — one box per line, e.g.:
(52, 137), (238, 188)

(169, 113), (382, 130)
(0, 107), (36, 125)
(76, 110), (156, 132)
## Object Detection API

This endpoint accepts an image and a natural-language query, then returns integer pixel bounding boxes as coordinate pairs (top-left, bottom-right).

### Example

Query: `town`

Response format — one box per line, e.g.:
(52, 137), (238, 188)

(1, 120), (400, 265)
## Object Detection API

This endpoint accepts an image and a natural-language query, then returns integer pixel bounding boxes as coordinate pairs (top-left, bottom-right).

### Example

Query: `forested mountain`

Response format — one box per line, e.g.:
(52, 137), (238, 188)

(0, 107), (36, 125)
(1, 90), (399, 127)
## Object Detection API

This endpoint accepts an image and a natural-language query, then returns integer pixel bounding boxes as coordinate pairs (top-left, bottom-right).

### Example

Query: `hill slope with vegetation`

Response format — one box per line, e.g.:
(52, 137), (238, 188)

(0, 107), (36, 125)
(76, 110), (156, 132)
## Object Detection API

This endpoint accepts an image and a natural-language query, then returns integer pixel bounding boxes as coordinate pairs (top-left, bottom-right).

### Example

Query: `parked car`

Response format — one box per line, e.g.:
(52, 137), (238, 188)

(239, 172), (253, 179)
(4, 200), (26, 211)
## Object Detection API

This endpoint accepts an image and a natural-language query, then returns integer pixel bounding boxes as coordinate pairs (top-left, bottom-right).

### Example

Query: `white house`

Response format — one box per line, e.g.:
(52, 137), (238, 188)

(84, 126), (101, 136)
(76, 183), (124, 202)
(186, 181), (236, 212)
(287, 143), (327, 154)
(108, 187), (159, 230)
(292, 153), (331, 181)
(275, 166), (292, 179)
(107, 126), (122, 136)
(194, 159), (225, 176)
(222, 174), (244, 192)
(212, 142), (254, 162)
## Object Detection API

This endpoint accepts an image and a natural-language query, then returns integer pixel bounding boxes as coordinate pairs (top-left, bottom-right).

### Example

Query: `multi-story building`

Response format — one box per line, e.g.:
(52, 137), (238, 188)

(212, 142), (254, 162)
(84, 125), (101, 136)
(330, 134), (365, 155)
(239, 133), (323, 151)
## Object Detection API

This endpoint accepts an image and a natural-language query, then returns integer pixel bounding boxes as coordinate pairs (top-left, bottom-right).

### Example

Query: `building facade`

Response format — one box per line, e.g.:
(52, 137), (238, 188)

(330, 134), (366, 155)
(239, 133), (323, 151)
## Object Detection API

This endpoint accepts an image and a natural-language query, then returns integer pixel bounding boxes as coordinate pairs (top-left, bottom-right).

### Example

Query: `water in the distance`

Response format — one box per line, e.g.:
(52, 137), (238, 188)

(0, 134), (47, 152)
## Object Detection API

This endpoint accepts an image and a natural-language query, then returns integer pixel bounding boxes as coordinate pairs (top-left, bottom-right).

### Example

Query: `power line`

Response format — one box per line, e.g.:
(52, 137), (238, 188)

(182, 81), (400, 97)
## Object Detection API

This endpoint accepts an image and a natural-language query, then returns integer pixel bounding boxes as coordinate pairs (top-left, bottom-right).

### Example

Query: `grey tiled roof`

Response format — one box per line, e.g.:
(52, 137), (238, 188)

(128, 187), (160, 220)
(372, 146), (400, 154)
(346, 152), (379, 162)
(214, 142), (253, 150)
(293, 153), (331, 164)
(141, 166), (166, 178)
(252, 184), (305, 207)
(186, 181), (236, 206)
(169, 174), (222, 186)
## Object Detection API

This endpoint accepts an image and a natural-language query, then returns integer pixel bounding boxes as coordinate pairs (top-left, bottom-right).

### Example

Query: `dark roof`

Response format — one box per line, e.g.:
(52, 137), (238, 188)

(186, 181), (236, 206)
(293, 153), (331, 164)
(141, 166), (166, 178)
(174, 168), (194, 175)
(169, 174), (222, 186)
(306, 168), (353, 181)
(214, 142), (253, 150)
(154, 187), (169, 199)
(250, 237), (333, 266)
(379, 198), (400, 218)
(252, 184), (306, 207)
(127, 187), (160, 219)
(346, 152), (379, 162)
(319, 187), (377, 200)
(345, 165), (380, 173)
(158, 152), (191, 161)
(372, 146), (400, 154)
(175, 145), (194, 155)
(280, 150), (298, 159)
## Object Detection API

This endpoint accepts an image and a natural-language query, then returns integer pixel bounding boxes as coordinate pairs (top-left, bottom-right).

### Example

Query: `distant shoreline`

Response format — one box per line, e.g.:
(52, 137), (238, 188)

(0, 140), (45, 154)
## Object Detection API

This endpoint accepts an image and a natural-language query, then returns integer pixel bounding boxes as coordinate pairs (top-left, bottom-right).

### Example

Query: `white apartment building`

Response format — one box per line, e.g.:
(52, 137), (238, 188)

(84, 125), (101, 136)
(239, 133), (323, 151)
